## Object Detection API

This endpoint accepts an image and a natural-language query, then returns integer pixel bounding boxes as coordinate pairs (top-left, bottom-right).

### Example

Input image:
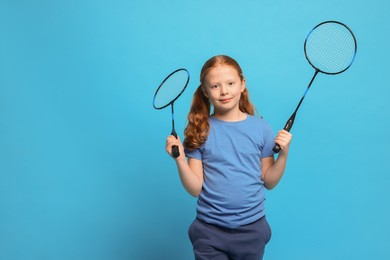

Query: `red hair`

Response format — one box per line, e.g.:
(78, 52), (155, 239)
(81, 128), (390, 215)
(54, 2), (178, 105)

(184, 55), (256, 151)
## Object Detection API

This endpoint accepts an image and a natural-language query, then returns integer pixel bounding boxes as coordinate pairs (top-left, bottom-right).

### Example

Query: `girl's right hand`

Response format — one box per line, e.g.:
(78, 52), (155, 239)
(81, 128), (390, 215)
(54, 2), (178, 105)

(165, 135), (185, 160)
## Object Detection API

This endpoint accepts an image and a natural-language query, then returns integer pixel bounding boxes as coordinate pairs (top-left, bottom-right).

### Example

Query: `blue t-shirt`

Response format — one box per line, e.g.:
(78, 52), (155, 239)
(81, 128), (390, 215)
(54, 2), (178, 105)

(185, 115), (275, 228)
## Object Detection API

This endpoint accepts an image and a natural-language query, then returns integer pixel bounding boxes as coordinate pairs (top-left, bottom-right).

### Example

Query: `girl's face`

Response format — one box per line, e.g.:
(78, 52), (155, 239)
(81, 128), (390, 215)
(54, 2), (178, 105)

(202, 65), (246, 117)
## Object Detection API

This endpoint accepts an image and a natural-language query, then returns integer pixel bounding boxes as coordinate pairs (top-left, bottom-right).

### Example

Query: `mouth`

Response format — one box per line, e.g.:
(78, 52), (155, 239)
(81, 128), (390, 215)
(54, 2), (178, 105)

(219, 98), (232, 103)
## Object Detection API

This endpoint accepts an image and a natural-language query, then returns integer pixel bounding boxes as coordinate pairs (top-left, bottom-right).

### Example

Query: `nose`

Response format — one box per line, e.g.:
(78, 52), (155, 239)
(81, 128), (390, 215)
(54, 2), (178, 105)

(220, 84), (228, 95)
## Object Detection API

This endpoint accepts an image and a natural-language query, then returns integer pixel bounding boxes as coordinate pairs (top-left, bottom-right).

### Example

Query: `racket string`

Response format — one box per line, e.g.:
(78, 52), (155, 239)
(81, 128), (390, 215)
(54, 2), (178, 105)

(306, 23), (356, 74)
(153, 69), (190, 109)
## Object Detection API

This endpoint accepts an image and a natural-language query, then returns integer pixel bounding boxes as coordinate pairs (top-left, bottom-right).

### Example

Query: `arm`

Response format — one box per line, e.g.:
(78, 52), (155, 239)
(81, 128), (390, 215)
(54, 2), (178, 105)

(166, 135), (204, 197)
(261, 130), (292, 190)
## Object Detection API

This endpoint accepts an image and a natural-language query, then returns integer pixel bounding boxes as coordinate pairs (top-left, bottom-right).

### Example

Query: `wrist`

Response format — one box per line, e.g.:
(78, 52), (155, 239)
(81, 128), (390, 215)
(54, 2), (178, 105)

(277, 148), (289, 158)
(175, 156), (187, 164)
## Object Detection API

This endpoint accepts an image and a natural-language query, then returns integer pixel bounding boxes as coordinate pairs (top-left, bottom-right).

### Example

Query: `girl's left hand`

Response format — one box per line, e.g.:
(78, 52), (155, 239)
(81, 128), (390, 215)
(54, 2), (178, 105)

(275, 130), (292, 152)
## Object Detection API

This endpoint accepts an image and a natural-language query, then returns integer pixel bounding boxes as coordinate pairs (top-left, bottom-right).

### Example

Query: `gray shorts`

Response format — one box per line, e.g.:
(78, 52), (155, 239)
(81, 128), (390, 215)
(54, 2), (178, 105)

(188, 216), (272, 260)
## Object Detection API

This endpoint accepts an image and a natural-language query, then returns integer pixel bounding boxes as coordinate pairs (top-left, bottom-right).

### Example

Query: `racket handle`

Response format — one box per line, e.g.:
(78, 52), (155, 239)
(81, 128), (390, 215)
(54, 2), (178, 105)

(272, 143), (282, 153)
(272, 113), (296, 153)
(171, 130), (180, 158)
(172, 146), (180, 158)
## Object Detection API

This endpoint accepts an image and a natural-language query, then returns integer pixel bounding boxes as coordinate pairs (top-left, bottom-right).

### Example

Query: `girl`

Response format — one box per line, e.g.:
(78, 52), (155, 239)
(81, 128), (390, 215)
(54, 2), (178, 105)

(165, 55), (292, 260)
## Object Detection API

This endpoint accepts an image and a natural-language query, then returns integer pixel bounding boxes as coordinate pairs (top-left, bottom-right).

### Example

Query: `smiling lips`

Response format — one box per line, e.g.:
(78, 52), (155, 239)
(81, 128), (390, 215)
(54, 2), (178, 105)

(219, 98), (232, 103)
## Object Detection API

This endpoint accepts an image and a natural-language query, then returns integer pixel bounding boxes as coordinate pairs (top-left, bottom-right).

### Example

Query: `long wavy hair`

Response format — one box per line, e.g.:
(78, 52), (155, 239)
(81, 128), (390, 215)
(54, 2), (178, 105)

(183, 55), (256, 151)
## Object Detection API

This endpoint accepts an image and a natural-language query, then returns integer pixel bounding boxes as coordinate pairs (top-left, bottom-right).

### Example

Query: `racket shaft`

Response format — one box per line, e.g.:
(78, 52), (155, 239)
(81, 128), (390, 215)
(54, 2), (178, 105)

(273, 70), (319, 153)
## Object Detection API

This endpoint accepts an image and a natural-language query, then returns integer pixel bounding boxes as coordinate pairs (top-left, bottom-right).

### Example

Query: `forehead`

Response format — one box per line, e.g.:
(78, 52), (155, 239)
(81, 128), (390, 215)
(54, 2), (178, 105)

(205, 65), (240, 82)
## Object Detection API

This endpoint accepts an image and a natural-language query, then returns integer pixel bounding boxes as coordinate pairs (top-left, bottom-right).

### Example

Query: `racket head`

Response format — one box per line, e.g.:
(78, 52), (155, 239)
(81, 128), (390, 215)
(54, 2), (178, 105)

(304, 21), (357, 75)
(153, 68), (190, 110)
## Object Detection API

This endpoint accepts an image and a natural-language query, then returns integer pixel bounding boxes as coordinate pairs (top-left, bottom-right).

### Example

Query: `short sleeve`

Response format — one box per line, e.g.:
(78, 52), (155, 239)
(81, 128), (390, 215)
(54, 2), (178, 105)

(184, 146), (203, 160)
(260, 122), (276, 158)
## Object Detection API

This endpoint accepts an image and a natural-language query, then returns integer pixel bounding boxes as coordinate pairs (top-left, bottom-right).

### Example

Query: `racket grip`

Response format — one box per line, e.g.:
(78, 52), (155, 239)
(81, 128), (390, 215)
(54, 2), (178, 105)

(172, 145), (180, 158)
(273, 144), (281, 153)
(273, 113), (296, 154)
(171, 130), (180, 158)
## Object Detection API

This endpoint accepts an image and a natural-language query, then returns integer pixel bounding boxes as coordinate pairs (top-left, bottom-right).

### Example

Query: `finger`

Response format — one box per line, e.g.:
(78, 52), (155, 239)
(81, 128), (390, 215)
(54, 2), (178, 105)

(275, 138), (291, 150)
(278, 130), (292, 137)
(277, 134), (291, 143)
(277, 131), (292, 142)
(166, 137), (177, 149)
(166, 135), (178, 144)
(276, 136), (290, 145)
(166, 140), (178, 150)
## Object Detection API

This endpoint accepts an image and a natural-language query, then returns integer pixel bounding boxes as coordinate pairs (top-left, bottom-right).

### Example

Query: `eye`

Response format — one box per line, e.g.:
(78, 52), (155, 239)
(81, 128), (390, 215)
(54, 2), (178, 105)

(228, 81), (235, 86)
(210, 84), (219, 89)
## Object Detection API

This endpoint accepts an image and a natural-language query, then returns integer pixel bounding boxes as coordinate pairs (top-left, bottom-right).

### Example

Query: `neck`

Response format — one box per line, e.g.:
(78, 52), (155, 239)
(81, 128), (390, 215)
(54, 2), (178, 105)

(213, 110), (247, 122)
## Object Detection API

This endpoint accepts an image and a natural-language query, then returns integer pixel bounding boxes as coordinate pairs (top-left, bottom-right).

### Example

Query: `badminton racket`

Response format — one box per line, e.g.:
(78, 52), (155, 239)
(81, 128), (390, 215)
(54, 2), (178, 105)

(153, 68), (190, 158)
(273, 21), (357, 153)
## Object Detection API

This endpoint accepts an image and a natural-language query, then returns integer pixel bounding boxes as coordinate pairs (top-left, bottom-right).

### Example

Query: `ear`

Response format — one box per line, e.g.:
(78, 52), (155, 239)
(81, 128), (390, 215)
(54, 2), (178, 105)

(241, 78), (246, 92)
(202, 86), (209, 98)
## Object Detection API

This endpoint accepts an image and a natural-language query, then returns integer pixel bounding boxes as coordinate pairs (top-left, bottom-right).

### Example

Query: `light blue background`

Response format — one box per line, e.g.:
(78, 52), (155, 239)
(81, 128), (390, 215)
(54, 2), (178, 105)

(1, 0), (389, 259)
